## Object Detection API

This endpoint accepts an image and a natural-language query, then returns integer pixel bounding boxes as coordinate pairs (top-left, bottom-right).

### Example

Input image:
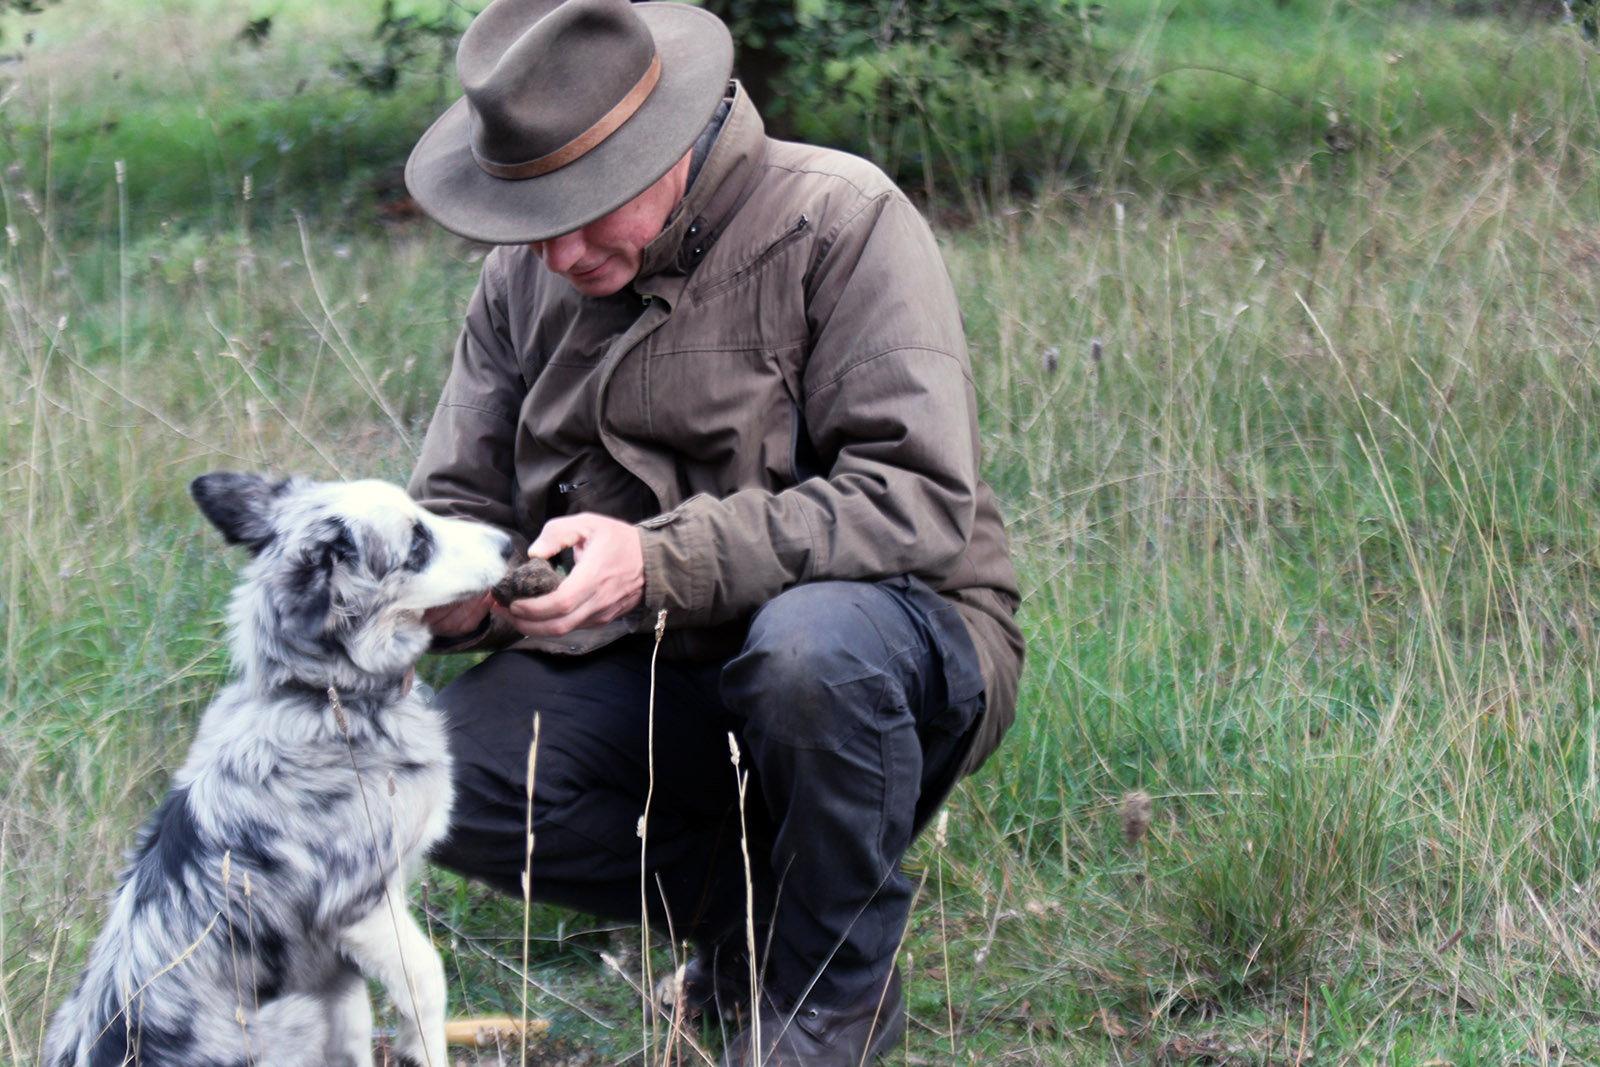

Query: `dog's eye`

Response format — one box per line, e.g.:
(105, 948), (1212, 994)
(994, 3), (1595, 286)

(405, 522), (434, 571)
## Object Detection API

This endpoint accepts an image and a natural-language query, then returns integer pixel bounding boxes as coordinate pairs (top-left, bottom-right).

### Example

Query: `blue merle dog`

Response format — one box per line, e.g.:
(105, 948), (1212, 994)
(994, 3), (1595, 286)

(43, 472), (511, 1067)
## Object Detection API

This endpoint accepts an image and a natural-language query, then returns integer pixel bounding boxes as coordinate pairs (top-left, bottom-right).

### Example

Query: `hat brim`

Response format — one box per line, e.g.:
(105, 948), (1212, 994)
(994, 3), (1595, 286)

(405, 2), (733, 245)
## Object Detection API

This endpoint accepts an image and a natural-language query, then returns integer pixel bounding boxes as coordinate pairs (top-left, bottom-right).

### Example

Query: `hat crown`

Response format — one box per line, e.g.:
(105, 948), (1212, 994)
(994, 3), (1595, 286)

(458, 0), (657, 169)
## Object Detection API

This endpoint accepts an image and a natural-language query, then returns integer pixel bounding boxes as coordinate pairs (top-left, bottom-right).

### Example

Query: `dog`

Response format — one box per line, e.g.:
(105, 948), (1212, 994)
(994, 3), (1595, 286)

(43, 472), (512, 1067)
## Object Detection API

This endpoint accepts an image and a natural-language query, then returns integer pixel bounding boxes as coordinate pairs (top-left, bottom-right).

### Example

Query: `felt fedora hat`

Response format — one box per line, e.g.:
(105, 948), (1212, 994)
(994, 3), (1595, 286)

(406, 0), (733, 245)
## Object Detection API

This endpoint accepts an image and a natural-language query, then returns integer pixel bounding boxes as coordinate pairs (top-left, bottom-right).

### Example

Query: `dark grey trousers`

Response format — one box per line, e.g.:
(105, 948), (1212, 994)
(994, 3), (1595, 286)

(429, 576), (986, 1006)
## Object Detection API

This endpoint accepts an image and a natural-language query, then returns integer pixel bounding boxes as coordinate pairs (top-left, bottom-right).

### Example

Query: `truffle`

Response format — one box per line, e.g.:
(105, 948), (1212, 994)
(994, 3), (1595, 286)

(491, 557), (562, 605)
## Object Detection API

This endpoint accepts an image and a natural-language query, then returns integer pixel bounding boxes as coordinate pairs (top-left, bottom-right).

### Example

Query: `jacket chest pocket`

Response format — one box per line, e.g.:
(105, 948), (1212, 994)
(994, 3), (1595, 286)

(607, 343), (809, 493)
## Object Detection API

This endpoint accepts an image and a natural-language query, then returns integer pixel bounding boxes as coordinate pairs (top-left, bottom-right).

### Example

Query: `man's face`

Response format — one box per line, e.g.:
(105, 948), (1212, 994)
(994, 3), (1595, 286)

(529, 152), (693, 298)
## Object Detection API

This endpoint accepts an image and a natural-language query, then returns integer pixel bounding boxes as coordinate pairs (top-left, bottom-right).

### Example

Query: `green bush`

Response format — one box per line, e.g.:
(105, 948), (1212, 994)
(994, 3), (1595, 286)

(782, 0), (1103, 200)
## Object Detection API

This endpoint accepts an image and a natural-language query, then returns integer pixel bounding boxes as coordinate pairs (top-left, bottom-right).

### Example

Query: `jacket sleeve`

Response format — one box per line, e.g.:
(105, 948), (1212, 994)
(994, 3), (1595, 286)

(409, 249), (527, 544)
(637, 191), (980, 628)
(408, 250), (529, 652)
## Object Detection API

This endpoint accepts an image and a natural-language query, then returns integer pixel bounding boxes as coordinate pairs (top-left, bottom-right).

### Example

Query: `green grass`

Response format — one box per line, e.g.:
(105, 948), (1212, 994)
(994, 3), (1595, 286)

(0, 0), (457, 237)
(9, 0), (1600, 1064)
(928, 132), (1600, 1058)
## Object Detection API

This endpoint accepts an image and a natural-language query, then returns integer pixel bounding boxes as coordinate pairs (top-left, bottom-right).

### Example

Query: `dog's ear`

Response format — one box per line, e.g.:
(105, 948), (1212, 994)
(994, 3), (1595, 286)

(189, 472), (289, 554)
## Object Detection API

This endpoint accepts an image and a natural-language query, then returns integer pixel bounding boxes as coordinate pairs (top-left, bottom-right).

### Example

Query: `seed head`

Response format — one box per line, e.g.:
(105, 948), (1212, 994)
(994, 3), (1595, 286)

(1119, 790), (1153, 846)
(328, 686), (349, 733)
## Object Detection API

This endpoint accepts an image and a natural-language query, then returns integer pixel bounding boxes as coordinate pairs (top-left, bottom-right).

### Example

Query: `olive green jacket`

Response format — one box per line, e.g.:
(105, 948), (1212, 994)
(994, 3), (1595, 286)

(410, 85), (1023, 774)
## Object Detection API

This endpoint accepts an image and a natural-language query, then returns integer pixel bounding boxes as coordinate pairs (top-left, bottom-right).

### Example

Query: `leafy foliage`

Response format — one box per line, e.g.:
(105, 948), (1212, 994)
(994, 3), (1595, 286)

(1570, 0), (1600, 42)
(773, 0), (1103, 197)
(0, 0), (54, 43)
(800, 0), (1100, 80)
(703, 0), (800, 52)
(236, 16), (273, 49)
(336, 0), (473, 94)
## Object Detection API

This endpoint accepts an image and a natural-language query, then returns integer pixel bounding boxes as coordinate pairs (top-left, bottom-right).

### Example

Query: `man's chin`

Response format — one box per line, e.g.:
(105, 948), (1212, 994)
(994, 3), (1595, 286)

(565, 262), (629, 297)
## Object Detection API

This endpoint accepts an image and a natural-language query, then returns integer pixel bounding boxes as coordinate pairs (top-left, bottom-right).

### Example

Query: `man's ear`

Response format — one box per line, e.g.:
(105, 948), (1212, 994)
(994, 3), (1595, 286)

(189, 472), (289, 554)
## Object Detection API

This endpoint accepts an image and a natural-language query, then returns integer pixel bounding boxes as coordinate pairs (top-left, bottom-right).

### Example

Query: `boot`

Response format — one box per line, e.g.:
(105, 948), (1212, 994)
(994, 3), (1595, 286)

(718, 967), (904, 1067)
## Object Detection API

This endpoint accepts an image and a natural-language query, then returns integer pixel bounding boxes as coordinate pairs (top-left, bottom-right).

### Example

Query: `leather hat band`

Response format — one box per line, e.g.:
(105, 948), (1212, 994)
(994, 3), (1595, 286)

(473, 52), (662, 180)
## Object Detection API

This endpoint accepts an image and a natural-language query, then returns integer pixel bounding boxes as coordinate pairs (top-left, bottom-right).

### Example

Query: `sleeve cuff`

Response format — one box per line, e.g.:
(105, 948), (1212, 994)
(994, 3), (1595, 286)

(426, 614), (496, 655)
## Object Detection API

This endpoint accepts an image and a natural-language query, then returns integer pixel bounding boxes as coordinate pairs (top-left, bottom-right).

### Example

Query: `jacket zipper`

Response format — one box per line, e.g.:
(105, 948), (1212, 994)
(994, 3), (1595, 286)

(782, 214), (810, 242)
(696, 214), (810, 300)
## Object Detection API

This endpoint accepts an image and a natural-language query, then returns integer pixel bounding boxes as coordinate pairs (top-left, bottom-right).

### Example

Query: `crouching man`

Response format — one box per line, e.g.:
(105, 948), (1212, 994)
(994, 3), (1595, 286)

(404, 1), (1025, 1062)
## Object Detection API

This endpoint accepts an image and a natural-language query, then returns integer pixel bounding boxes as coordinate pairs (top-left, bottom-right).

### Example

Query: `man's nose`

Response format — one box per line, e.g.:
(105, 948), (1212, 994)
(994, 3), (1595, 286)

(536, 230), (588, 275)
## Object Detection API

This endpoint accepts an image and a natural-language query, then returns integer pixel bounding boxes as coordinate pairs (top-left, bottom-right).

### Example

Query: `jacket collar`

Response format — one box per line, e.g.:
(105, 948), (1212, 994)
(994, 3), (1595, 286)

(634, 80), (766, 300)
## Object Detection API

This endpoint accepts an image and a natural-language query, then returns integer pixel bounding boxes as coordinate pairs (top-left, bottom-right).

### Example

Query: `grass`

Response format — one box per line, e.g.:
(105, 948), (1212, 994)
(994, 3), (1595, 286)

(8, 0), (1600, 1063)
(0, 0), (458, 238)
(933, 127), (1600, 1058)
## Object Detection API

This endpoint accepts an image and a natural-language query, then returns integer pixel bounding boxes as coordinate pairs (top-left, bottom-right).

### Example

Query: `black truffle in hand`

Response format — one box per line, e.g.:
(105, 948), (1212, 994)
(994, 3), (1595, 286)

(491, 557), (562, 605)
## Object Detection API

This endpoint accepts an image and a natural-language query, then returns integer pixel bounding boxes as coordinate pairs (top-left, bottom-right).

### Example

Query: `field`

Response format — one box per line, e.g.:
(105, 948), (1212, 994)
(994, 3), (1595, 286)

(7, 0), (1600, 1063)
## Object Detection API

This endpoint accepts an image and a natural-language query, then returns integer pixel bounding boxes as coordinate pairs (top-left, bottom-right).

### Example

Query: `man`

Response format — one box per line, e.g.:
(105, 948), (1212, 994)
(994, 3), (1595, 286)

(403, 0), (1024, 1063)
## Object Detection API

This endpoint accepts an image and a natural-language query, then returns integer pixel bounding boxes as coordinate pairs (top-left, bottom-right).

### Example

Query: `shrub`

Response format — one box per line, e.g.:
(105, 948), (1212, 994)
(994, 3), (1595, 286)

(782, 0), (1104, 200)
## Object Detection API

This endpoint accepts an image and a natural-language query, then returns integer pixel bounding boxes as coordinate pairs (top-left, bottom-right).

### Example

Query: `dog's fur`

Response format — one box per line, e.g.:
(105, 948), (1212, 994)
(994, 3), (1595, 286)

(43, 472), (511, 1067)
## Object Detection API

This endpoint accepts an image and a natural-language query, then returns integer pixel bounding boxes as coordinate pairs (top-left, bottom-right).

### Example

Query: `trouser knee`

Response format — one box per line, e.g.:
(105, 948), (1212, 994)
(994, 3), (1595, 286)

(723, 581), (918, 753)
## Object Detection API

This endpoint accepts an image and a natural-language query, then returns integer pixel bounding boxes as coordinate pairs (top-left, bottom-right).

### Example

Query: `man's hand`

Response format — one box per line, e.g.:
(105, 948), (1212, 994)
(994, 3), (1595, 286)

(424, 591), (494, 637)
(496, 513), (644, 637)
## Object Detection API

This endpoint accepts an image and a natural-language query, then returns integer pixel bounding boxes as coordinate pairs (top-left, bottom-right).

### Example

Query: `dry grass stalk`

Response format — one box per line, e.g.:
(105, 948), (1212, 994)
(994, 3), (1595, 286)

(520, 712), (541, 1066)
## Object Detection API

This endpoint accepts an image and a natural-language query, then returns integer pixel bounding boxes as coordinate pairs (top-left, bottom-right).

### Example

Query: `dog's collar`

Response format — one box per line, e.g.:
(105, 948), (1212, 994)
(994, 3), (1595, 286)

(271, 675), (414, 706)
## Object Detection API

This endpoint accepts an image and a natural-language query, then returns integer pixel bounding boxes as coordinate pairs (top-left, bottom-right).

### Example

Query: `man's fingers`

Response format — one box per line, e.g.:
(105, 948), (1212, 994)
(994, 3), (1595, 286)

(504, 566), (619, 624)
(526, 516), (586, 561)
(498, 512), (645, 638)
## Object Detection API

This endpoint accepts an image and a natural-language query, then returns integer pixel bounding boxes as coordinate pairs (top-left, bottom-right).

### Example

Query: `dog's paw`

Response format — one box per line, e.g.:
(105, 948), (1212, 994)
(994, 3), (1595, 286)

(382, 1039), (436, 1067)
(491, 557), (562, 605)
